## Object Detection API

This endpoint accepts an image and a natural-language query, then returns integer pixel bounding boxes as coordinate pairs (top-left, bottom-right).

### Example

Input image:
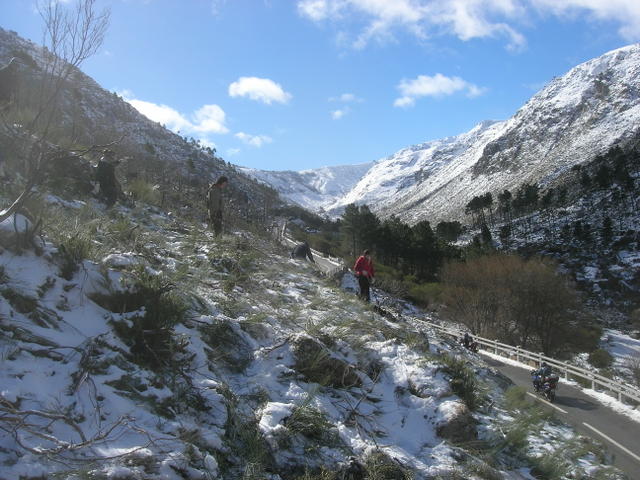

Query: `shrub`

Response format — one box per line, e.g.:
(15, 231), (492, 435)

(285, 403), (336, 445)
(99, 268), (188, 369)
(127, 178), (161, 206)
(363, 451), (414, 480)
(57, 232), (94, 280)
(440, 353), (482, 411)
(441, 254), (587, 356)
(589, 349), (613, 369)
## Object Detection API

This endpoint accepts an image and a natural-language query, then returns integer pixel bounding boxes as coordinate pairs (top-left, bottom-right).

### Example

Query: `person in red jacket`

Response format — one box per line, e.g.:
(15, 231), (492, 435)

(354, 249), (375, 302)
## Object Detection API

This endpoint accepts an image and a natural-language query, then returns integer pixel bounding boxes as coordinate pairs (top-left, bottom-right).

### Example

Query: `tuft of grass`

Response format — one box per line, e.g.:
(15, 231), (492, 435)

(200, 319), (253, 373)
(285, 401), (337, 446)
(363, 451), (414, 480)
(440, 353), (483, 411)
(98, 268), (188, 370)
(127, 178), (161, 206)
(57, 232), (95, 280)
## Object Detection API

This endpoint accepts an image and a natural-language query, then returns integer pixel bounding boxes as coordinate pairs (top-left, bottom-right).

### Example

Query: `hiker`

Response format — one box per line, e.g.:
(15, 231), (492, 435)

(206, 175), (228, 236)
(0, 58), (18, 108)
(354, 249), (375, 302)
(95, 150), (121, 207)
(291, 241), (315, 263)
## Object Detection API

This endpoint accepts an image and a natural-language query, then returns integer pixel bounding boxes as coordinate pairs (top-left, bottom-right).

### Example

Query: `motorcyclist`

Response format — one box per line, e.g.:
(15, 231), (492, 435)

(532, 362), (552, 390)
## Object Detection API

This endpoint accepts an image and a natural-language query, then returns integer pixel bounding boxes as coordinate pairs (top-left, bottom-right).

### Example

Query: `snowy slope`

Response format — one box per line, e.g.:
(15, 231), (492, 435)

(242, 162), (373, 213)
(255, 43), (640, 223)
(0, 202), (625, 478)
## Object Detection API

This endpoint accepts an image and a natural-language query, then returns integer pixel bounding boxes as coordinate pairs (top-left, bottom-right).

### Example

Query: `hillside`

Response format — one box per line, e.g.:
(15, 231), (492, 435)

(0, 27), (279, 215)
(254, 44), (640, 225)
(242, 162), (373, 214)
(0, 197), (627, 479)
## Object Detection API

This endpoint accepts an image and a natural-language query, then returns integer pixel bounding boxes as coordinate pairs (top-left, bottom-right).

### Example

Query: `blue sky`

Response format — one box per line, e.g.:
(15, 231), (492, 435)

(2, 0), (639, 171)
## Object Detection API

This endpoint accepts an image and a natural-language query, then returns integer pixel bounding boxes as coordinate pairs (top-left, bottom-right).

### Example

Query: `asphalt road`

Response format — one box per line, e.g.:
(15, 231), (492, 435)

(482, 354), (640, 478)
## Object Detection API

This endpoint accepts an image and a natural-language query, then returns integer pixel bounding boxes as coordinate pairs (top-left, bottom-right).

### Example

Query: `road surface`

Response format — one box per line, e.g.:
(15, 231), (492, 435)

(482, 354), (640, 478)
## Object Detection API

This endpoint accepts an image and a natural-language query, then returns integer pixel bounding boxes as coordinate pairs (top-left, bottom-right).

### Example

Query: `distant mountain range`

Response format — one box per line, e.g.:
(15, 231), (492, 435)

(246, 43), (640, 223)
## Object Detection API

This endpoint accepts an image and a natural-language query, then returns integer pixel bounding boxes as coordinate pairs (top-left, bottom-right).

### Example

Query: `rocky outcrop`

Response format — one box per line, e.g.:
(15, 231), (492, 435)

(435, 401), (477, 444)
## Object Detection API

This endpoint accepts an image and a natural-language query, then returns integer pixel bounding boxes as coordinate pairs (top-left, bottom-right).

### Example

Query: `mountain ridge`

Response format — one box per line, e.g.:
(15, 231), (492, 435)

(248, 43), (640, 224)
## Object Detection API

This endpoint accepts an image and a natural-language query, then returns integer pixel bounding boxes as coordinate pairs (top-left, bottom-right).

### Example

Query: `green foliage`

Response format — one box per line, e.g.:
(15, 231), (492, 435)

(57, 231), (95, 280)
(440, 353), (482, 411)
(285, 402), (337, 445)
(127, 178), (161, 206)
(589, 348), (613, 369)
(363, 451), (414, 480)
(96, 268), (188, 369)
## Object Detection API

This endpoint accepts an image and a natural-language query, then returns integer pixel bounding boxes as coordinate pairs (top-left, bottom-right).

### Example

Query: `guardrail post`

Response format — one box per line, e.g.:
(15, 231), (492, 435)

(591, 375), (596, 390)
(563, 363), (568, 380)
(618, 391), (622, 402)
(494, 339), (498, 354)
(516, 345), (520, 363)
(538, 352), (543, 367)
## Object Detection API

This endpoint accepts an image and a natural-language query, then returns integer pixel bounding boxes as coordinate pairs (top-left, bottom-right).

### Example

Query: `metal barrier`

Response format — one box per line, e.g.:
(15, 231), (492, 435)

(420, 319), (640, 405)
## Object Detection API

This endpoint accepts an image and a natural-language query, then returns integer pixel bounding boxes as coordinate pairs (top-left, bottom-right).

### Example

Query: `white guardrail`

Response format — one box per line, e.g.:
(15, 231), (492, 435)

(420, 320), (640, 405)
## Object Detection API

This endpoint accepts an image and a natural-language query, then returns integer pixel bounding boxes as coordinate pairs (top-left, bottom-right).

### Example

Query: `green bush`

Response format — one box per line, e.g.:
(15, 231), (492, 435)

(57, 232), (95, 280)
(440, 354), (482, 411)
(127, 178), (161, 206)
(99, 269), (188, 370)
(363, 451), (414, 480)
(589, 349), (613, 369)
(407, 282), (442, 307)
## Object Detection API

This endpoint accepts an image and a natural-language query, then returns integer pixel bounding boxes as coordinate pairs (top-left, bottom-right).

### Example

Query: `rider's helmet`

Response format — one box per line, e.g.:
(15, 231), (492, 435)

(541, 362), (548, 368)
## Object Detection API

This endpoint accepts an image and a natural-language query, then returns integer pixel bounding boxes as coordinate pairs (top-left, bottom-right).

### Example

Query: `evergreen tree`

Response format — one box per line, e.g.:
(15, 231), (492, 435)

(601, 216), (613, 247)
(480, 223), (492, 245)
(411, 220), (441, 280)
(436, 221), (463, 243)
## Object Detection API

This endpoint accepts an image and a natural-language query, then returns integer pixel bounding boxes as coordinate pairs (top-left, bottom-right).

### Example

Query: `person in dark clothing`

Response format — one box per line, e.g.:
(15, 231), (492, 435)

(95, 150), (121, 207)
(290, 241), (315, 263)
(0, 58), (18, 109)
(463, 332), (471, 348)
(206, 175), (228, 236)
(354, 249), (375, 302)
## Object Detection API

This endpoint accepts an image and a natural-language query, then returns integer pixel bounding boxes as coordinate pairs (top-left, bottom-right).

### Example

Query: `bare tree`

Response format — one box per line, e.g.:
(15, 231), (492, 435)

(0, 0), (110, 224)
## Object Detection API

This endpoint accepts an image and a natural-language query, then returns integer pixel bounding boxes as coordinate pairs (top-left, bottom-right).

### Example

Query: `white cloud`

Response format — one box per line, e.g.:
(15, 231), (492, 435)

(297, 0), (640, 49)
(394, 73), (485, 107)
(121, 92), (229, 137)
(331, 108), (349, 119)
(228, 77), (292, 104)
(531, 0), (640, 41)
(126, 98), (193, 132)
(227, 148), (241, 156)
(192, 104), (229, 134)
(235, 132), (273, 147)
(210, 0), (227, 15)
(329, 92), (363, 102)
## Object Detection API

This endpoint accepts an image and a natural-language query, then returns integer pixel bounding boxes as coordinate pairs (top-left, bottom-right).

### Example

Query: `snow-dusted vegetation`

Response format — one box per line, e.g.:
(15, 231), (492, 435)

(0, 198), (627, 479)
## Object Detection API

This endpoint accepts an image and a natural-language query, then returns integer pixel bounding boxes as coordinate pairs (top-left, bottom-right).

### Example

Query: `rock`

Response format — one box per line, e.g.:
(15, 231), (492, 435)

(435, 401), (477, 444)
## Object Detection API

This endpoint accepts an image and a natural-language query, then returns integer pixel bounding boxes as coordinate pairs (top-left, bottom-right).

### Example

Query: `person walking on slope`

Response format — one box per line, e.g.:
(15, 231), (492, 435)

(291, 241), (315, 263)
(96, 150), (122, 207)
(354, 249), (375, 302)
(206, 175), (228, 236)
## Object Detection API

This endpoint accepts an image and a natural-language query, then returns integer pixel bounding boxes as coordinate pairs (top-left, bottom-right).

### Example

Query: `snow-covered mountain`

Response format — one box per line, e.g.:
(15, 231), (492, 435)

(242, 162), (373, 213)
(256, 43), (640, 223)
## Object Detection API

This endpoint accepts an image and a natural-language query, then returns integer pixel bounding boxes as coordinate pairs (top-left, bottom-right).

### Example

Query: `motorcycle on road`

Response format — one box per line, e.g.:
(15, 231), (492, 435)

(531, 371), (559, 402)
